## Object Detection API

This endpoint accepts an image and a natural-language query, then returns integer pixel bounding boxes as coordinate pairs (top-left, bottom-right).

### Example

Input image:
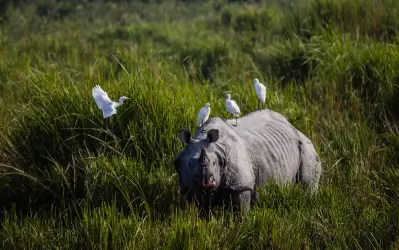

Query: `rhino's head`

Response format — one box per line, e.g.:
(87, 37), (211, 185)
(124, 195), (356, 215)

(174, 129), (224, 194)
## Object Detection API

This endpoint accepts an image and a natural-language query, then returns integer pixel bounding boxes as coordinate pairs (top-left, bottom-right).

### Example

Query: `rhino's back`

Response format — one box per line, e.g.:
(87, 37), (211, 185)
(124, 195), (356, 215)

(194, 110), (306, 187)
(234, 110), (302, 183)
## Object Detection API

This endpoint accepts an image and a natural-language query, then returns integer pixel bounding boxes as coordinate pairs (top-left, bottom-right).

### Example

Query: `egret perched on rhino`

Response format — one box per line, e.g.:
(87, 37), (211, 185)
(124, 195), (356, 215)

(253, 78), (266, 110)
(224, 94), (241, 126)
(174, 109), (321, 217)
(196, 103), (211, 127)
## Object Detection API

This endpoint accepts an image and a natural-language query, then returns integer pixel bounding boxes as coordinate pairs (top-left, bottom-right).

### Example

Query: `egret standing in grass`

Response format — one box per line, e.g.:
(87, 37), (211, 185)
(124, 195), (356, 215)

(225, 94), (241, 126)
(196, 103), (211, 128)
(92, 85), (130, 118)
(253, 78), (266, 110)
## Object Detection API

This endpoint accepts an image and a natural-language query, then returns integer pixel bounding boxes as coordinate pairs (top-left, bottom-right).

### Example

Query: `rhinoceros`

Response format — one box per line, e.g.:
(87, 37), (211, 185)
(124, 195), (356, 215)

(174, 109), (322, 216)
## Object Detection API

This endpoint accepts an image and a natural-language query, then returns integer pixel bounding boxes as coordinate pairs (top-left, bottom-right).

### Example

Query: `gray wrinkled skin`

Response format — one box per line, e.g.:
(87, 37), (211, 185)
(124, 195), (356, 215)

(174, 109), (322, 217)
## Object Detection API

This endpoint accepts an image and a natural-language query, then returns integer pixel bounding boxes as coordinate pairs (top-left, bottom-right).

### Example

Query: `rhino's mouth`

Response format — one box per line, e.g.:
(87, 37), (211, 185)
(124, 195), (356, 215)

(197, 176), (217, 190)
(198, 181), (217, 190)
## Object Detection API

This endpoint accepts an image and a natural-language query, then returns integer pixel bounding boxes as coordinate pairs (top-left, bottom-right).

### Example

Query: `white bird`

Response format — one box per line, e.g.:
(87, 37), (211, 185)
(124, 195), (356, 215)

(196, 103), (211, 127)
(225, 94), (241, 126)
(253, 78), (266, 110)
(92, 85), (130, 118)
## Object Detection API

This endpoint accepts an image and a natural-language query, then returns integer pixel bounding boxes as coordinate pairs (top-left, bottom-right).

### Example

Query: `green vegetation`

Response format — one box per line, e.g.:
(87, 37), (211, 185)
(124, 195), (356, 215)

(0, 0), (398, 248)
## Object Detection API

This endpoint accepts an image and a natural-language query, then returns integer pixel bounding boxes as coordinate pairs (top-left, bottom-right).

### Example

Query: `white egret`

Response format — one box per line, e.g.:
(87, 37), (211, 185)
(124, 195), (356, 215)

(92, 85), (130, 118)
(196, 103), (211, 127)
(225, 94), (241, 126)
(253, 78), (266, 110)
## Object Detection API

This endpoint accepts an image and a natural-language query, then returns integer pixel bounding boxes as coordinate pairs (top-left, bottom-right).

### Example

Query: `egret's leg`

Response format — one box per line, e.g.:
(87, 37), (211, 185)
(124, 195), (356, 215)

(107, 116), (114, 132)
(232, 115), (237, 127)
(227, 115), (232, 125)
(107, 117), (111, 131)
(102, 118), (108, 145)
(102, 118), (109, 131)
(106, 118), (109, 132)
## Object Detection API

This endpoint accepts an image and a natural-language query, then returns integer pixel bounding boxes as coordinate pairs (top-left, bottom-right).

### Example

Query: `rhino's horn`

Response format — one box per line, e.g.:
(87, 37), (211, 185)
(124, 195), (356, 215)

(199, 148), (207, 165)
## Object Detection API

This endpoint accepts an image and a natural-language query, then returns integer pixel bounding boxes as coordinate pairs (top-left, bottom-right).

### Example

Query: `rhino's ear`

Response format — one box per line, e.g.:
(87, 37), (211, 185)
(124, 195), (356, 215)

(207, 129), (219, 143)
(178, 129), (192, 144)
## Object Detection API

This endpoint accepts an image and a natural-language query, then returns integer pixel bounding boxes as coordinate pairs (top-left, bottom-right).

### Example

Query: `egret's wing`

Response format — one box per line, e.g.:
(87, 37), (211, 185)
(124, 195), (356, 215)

(255, 83), (266, 102)
(259, 84), (267, 102)
(92, 85), (112, 110)
(226, 100), (240, 114)
(230, 100), (240, 114)
(225, 101), (232, 113)
(196, 107), (207, 126)
(102, 106), (117, 118)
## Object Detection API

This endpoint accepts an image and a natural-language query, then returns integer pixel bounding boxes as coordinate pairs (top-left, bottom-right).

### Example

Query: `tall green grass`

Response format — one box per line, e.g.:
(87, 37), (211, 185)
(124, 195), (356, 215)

(0, 0), (398, 248)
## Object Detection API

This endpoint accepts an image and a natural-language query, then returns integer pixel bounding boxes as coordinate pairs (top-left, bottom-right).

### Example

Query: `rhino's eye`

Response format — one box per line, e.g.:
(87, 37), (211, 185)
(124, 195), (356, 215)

(213, 161), (216, 165)
(189, 163), (193, 168)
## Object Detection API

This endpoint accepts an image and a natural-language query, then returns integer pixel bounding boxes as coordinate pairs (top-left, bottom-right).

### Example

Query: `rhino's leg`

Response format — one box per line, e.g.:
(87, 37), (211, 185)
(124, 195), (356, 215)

(198, 196), (213, 220)
(250, 185), (259, 208)
(298, 140), (322, 195)
(198, 205), (211, 220)
(231, 190), (252, 216)
(182, 192), (211, 220)
(179, 194), (185, 210)
(180, 193), (194, 211)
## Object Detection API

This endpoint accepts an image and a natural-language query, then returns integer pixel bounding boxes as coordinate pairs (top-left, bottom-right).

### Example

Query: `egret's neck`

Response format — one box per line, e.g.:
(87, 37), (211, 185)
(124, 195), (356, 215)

(115, 99), (124, 107)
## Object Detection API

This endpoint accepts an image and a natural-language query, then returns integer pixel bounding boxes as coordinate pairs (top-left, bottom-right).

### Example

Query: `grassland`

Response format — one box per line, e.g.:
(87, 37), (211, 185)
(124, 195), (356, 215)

(0, 0), (398, 249)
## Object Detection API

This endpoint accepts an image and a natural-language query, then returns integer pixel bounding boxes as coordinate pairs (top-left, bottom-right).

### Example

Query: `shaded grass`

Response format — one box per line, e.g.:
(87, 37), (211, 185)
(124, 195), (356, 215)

(1, 182), (397, 249)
